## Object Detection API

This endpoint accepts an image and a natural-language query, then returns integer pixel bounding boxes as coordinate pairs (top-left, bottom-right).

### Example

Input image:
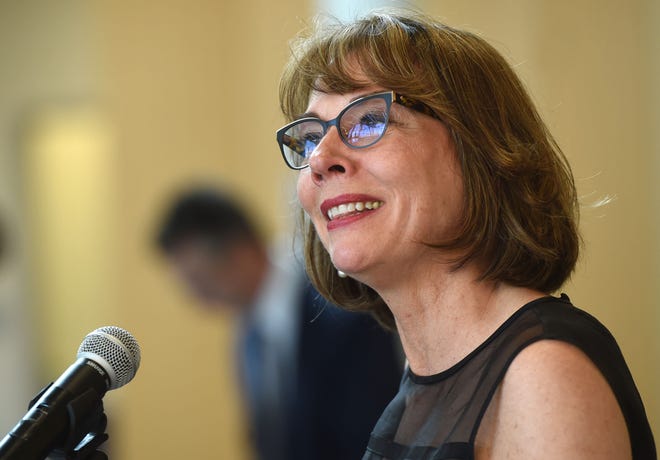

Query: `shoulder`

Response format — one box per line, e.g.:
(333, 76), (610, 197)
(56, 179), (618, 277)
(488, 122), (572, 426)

(476, 339), (631, 460)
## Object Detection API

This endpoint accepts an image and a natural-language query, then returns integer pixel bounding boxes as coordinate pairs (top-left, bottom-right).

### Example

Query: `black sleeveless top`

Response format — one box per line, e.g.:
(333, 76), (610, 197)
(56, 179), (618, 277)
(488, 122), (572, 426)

(363, 295), (656, 460)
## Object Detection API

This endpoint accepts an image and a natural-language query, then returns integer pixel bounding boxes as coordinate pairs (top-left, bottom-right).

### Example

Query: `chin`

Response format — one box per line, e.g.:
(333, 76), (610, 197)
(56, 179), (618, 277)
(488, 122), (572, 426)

(331, 254), (370, 279)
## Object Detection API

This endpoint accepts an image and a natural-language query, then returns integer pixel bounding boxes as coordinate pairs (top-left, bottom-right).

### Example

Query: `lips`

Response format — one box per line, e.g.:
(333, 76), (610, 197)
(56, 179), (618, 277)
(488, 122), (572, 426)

(320, 194), (384, 223)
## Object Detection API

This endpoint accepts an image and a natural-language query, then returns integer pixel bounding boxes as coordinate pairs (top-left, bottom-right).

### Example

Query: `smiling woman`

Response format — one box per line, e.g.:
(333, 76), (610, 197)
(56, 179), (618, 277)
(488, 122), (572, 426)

(279, 10), (578, 330)
(275, 9), (656, 460)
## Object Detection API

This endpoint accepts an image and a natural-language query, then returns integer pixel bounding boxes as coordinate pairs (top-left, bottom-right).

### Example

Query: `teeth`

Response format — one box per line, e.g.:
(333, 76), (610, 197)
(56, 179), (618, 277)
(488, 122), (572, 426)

(327, 201), (383, 220)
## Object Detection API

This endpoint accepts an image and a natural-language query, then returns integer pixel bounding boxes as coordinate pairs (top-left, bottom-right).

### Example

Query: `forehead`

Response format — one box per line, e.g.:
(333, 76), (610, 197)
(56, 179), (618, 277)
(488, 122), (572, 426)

(305, 85), (385, 118)
(304, 61), (378, 113)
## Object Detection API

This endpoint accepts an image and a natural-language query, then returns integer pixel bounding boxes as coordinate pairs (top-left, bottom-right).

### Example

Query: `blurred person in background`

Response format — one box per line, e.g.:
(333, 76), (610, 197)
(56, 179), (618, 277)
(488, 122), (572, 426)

(155, 187), (402, 460)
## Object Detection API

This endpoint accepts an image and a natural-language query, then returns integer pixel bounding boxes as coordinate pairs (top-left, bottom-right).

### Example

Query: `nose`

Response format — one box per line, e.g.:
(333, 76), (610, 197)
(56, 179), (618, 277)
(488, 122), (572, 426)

(308, 126), (352, 184)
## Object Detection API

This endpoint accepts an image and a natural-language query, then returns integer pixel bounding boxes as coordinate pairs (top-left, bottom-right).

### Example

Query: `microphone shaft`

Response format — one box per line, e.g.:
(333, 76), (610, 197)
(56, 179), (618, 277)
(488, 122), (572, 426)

(0, 358), (109, 460)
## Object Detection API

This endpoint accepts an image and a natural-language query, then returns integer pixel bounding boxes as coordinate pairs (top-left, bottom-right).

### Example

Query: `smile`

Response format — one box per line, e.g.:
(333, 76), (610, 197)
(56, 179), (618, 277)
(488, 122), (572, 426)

(327, 201), (383, 221)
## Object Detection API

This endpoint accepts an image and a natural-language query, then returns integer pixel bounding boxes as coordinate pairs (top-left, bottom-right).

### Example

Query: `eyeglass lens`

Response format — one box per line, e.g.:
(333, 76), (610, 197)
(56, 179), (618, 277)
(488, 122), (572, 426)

(280, 95), (390, 169)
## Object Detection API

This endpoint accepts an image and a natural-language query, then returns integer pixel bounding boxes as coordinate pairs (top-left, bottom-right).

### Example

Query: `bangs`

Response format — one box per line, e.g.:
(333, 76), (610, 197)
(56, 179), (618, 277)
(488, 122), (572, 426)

(279, 11), (432, 121)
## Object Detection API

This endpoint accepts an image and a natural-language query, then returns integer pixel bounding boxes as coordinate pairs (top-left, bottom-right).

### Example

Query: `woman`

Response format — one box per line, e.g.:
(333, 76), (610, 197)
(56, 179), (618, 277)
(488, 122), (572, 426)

(275, 10), (656, 460)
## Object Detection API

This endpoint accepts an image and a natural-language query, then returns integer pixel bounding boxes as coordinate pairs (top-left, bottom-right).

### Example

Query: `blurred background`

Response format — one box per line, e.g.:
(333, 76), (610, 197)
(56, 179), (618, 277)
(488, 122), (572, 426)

(0, 0), (657, 458)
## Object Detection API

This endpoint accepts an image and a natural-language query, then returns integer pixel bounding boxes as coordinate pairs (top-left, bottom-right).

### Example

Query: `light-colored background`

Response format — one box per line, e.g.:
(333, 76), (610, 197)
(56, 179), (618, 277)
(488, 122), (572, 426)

(0, 1), (656, 459)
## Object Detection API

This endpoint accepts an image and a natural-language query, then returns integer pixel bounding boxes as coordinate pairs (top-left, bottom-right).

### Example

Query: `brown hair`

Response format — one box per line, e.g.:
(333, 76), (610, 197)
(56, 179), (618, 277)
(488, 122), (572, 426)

(279, 10), (580, 329)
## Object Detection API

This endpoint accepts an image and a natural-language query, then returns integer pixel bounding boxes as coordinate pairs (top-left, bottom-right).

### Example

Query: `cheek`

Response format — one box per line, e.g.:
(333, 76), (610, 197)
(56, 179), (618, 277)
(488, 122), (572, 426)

(296, 171), (316, 216)
(296, 172), (330, 243)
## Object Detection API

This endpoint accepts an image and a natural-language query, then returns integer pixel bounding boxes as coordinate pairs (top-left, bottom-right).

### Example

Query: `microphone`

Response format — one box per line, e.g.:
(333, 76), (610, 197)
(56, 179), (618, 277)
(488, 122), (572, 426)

(0, 326), (141, 460)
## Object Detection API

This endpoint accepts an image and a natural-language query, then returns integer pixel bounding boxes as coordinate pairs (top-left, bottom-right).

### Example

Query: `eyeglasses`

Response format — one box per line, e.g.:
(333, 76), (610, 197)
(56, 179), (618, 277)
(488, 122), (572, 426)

(276, 91), (438, 170)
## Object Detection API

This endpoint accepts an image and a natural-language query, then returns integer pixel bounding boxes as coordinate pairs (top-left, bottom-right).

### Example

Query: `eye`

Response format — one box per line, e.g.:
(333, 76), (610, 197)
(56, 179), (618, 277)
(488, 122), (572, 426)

(301, 133), (322, 157)
(302, 131), (323, 144)
(359, 110), (388, 127)
(344, 110), (388, 144)
(299, 129), (324, 155)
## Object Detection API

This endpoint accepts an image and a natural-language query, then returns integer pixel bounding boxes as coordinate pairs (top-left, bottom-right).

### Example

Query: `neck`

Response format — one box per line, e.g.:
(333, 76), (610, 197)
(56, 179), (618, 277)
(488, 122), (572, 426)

(374, 261), (543, 376)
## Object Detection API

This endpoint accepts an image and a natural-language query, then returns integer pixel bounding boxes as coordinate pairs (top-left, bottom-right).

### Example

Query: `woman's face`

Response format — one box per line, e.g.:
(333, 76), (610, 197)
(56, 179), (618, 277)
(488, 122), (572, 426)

(296, 83), (464, 286)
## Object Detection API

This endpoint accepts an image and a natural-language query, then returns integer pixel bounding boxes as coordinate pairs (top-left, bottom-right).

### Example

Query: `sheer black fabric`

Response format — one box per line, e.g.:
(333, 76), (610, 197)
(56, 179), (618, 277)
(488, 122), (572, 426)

(363, 295), (656, 460)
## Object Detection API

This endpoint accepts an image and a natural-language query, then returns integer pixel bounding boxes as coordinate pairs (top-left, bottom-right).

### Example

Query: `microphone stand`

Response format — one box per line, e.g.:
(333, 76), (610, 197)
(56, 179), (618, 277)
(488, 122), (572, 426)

(25, 383), (111, 460)
(48, 430), (109, 460)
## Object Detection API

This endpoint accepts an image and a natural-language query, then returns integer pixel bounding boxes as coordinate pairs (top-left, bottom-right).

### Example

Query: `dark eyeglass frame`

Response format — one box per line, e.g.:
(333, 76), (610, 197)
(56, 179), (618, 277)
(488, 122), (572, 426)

(276, 91), (439, 170)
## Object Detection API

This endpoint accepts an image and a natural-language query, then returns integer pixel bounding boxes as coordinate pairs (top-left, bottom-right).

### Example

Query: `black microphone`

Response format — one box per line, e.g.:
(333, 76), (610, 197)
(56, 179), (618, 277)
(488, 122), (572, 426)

(0, 326), (141, 460)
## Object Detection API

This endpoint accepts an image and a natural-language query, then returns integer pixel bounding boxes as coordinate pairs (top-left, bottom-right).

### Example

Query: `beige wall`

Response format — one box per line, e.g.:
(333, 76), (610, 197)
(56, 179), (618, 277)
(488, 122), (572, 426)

(0, 0), (107, 435)
(6, 1), (657, 458)
(93, 1), (309, 459)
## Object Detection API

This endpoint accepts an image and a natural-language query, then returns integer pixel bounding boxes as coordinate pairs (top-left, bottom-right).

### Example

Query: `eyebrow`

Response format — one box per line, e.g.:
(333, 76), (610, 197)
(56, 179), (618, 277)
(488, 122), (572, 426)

(298, 90), (388, 120)
(298, 110), (320, 119)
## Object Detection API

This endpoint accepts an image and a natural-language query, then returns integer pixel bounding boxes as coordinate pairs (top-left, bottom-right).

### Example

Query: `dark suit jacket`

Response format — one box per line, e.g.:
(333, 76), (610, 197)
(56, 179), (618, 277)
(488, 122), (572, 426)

(285, 282), (403, 460)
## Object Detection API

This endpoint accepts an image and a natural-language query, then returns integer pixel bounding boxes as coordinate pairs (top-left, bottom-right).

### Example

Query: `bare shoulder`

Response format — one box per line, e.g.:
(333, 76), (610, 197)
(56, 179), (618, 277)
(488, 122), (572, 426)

(476, 339), (631, 460)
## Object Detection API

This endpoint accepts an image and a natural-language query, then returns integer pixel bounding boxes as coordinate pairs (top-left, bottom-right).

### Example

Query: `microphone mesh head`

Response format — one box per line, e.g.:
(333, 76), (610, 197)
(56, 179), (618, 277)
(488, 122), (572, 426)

(77, 326), (141, 390)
